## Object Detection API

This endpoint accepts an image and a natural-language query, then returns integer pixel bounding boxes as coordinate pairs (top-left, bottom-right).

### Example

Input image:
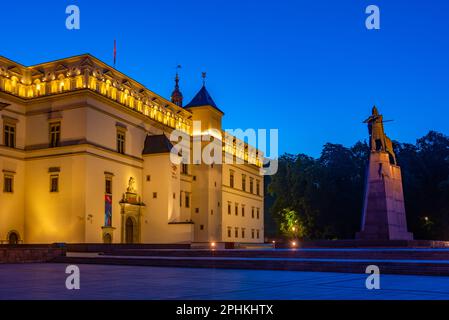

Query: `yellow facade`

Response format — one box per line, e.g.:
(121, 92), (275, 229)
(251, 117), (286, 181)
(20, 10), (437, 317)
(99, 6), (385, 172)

(0, 54), (264, 245)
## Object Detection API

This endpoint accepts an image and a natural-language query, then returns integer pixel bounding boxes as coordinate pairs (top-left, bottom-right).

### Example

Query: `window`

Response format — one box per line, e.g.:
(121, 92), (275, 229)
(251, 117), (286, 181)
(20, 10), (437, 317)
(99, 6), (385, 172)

(105, 177), (112, 194)
(228, 203), (231, 215)
(250, 178), (254, 194)
(257, 208), (260, 219)
(146, 175), (151, 182)
(235, 204), (238, 216)
(200, 225), (204, 231)
(117, 130), (126, 154)
(49, 122), (61, 148)
(153, 192), (158, 199)
(242, 205), (245, 217)
(3, 174), (13, 193)
(257, 230), (260, 239)
(181, 163), (188, 175)
(185, 193), (190, 208)
(256, 180), (261, 196)
(180, 192), (183, 207)
(211, 210), (214, 215)
(227, 228), (232, 238)
(251, 229), (255, 239)
(235, 228), (239, 238)
(242, 228), (246, 239)
(3, 124), (16, 148)
(252, 207), (255, 219)
(230, 170), (234, 188)
(242, 174), (246, 191)
(50, 175), (59, 193)
(195, 208), (199, 213)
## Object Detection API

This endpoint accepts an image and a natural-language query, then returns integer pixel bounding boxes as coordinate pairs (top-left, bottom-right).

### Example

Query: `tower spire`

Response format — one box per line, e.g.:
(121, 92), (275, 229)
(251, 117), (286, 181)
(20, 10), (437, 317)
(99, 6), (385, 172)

(170, 65), (183, 107)
(202, 72), (207, 86)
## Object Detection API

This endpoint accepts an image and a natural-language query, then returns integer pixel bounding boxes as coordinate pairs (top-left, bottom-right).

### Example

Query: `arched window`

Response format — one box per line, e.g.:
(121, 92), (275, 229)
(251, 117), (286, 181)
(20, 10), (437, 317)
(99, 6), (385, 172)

(8, 231), (20, 245)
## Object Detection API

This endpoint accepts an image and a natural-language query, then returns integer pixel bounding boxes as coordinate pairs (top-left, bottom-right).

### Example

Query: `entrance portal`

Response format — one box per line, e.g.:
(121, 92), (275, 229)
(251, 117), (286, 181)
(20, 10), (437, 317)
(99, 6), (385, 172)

(125, 217), (135, 244)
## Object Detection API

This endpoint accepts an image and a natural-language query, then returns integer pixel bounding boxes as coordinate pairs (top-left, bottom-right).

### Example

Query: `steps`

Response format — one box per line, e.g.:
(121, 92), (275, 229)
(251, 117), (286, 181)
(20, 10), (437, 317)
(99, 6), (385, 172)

(52, 248), (449, 276)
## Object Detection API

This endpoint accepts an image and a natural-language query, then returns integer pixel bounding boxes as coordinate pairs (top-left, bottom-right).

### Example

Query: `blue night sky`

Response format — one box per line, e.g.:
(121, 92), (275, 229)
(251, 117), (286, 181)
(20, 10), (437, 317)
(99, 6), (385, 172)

(1, 0), (448, 157)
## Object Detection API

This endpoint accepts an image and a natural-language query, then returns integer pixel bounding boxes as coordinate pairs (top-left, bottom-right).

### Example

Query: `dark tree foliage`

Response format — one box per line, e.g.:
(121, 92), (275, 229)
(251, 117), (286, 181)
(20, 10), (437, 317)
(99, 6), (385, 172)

(266, 131), (449, 240)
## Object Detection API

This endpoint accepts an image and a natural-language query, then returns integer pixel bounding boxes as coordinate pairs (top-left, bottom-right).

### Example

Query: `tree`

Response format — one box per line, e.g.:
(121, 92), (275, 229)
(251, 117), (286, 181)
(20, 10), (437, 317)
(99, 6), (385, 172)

(267, 131), (449, 240)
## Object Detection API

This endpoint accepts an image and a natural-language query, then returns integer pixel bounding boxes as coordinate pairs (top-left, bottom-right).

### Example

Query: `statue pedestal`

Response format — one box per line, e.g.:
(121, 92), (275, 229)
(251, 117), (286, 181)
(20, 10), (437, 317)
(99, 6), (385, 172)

(356, 152), (413, 240)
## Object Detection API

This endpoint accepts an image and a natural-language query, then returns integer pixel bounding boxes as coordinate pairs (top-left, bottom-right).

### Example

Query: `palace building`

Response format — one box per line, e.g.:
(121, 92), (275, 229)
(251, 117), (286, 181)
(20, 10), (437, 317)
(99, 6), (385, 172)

(0, 54), (264, 245)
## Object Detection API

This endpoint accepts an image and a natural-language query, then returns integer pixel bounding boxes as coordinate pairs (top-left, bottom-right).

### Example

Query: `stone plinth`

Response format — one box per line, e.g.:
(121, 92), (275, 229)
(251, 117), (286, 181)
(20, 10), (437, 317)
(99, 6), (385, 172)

(356, 151), (413, 240)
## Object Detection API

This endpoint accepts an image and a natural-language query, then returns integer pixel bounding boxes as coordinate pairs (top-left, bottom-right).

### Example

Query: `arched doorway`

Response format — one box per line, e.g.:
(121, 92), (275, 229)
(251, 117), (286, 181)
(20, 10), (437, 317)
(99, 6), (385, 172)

(126, 217), (134, 244)
(103, 233), (112, 244)
(8, 232), (19, 245)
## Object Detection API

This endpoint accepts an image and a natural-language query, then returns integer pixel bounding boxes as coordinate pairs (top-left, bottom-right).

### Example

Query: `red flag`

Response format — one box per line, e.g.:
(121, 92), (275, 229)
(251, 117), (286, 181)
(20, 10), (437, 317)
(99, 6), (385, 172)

(113, 40), (117, 66)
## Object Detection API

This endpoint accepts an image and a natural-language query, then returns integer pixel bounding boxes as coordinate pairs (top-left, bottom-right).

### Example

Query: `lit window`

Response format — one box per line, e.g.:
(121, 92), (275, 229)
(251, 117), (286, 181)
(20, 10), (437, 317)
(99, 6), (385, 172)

(50, 175), (59, 193)
(3, 175), (13, 193)
(105, 178), (112, 195)
(3, 124), (16, 148)
(117, 130), (126, 154)
(49, 122), (61, 148)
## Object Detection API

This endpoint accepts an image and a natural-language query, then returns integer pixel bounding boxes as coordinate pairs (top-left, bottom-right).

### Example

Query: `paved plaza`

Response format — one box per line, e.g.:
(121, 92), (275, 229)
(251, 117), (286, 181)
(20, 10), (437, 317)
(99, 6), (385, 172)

(1, 264), (449, 300)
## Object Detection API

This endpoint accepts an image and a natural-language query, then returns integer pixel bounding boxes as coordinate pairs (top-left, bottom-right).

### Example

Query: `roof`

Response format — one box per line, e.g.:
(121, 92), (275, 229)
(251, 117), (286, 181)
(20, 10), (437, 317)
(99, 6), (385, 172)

(0, 54), (191, 116)
(185, 86), (223, 114)
(142, 134), (174, 155)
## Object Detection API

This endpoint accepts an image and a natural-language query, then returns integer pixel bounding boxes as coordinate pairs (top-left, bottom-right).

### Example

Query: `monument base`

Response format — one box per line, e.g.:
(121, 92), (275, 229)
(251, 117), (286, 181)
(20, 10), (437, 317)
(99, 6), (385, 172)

(355, 230), (414, 241)
(358, 151), (414, 241)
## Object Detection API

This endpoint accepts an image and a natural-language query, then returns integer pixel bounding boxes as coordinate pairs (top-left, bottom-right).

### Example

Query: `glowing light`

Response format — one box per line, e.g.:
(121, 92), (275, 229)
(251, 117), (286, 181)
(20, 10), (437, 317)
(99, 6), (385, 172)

(291, 241), (297, 247)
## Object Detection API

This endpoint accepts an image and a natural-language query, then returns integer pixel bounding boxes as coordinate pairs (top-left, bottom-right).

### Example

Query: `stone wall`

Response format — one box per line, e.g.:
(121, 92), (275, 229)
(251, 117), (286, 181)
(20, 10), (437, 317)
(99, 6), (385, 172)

(0, 245), (66, 264)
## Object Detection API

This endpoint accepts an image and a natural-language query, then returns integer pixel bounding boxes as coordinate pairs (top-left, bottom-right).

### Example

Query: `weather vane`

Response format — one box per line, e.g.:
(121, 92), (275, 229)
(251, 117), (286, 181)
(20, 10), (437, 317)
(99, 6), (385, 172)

(202, 72), (207, 86)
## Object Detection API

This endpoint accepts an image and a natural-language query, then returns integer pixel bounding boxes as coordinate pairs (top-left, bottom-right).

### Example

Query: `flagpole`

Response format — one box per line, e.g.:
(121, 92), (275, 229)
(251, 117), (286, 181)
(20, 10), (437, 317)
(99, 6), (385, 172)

(113, 40), (117, 67)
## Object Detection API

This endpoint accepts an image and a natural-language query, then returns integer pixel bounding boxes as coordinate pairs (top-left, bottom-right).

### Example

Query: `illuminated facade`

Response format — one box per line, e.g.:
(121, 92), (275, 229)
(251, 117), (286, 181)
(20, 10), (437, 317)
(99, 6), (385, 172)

(0, 54), (264, 244)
